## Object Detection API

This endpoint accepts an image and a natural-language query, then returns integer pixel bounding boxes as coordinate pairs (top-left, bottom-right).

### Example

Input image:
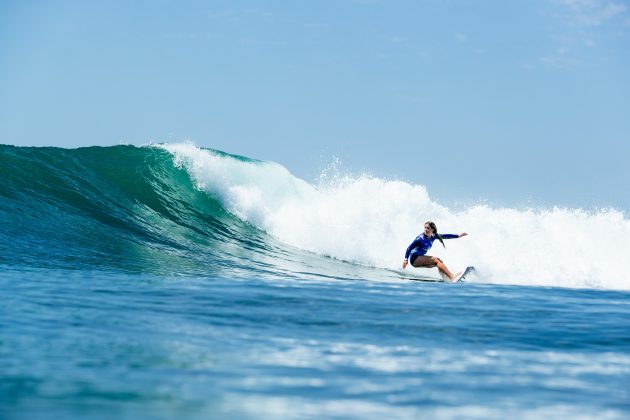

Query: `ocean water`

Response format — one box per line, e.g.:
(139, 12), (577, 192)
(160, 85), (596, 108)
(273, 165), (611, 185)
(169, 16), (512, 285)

(1, 143), (629, 419)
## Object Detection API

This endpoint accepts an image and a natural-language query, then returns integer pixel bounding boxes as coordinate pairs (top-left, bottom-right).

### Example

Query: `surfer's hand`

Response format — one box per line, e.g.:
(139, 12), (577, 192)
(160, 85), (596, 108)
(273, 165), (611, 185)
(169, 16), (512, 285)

(402, 259), (408, 269)
(459, 232), (468, 237)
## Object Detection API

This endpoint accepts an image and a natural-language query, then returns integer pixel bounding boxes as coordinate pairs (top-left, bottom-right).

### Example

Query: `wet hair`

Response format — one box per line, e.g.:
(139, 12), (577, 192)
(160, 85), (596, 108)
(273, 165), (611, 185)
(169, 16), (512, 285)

(425, 221), (445, 248)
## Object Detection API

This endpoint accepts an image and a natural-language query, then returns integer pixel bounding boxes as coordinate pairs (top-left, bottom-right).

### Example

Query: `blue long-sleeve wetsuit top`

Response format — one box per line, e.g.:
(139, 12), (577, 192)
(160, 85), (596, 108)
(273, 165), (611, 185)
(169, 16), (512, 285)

(404, 233), (460, 259)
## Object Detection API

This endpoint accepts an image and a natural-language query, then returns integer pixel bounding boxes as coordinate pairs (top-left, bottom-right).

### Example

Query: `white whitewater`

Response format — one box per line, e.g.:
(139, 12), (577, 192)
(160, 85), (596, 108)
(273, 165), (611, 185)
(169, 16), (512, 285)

(160, 142), (630, 291)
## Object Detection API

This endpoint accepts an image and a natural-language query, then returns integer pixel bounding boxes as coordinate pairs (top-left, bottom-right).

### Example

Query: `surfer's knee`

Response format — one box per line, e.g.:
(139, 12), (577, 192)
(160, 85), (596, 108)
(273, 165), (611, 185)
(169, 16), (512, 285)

(431, 256), (442, 264)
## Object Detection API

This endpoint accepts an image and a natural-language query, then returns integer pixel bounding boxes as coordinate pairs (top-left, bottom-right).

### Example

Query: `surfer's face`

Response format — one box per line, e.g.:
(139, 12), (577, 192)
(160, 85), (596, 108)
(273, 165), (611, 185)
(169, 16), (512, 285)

(424, 224), (433, 235)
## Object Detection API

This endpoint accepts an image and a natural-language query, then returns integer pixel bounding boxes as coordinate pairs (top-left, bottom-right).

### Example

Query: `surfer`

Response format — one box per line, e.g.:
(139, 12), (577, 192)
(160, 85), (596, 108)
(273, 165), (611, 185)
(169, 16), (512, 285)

(402, 221), (468, 282)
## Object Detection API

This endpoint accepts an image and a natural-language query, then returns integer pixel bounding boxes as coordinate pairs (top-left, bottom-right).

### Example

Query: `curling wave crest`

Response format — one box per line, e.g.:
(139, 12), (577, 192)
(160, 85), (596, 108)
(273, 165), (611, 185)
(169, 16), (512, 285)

(161, 142), (630, 291)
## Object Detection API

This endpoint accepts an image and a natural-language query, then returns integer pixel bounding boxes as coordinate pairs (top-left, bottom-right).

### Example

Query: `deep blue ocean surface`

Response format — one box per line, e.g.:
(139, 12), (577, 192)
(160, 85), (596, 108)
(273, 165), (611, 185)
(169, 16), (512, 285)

(1, 144), (629, 419)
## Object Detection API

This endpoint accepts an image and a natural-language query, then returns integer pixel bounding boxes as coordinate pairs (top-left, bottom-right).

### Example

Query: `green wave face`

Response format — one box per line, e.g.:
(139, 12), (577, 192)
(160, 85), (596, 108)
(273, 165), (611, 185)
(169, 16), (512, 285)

(0, 145), (305, 278)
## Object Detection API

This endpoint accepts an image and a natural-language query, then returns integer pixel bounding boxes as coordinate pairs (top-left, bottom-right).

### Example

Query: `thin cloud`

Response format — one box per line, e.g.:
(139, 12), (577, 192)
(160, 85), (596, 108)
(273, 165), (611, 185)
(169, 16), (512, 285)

(455, 32), (469, 43)
(207, 8), (275, 21)
(538, 0), (628, 68)
(388, 36), (406, 44)
(555, 0), (628, 26)
(540, 49), (581, 68)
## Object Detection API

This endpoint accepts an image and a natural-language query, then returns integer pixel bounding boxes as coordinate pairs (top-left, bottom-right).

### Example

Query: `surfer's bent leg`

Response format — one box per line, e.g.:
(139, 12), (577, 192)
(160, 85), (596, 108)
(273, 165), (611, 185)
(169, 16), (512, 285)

(412, 255), (457, 281)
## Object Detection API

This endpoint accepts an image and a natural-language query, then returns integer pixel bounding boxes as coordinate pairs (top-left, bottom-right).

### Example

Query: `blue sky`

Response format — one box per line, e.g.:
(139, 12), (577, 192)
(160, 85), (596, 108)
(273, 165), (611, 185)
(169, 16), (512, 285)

(1, 0), (629, 210)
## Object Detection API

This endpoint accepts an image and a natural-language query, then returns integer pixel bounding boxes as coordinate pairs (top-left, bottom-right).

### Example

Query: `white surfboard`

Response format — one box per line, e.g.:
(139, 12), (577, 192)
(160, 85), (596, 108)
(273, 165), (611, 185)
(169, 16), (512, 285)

(388, 266), (475, 283)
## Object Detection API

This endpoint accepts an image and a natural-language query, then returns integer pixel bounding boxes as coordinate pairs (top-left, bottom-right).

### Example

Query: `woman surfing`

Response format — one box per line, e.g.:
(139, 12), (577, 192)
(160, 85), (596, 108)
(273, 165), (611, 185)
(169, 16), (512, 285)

(402, 221), (468, 282)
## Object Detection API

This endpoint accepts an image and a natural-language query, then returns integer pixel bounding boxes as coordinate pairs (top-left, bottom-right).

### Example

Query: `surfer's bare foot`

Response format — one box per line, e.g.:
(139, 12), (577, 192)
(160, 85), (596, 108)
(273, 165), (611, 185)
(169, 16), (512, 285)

(450, 272), (461, 283)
